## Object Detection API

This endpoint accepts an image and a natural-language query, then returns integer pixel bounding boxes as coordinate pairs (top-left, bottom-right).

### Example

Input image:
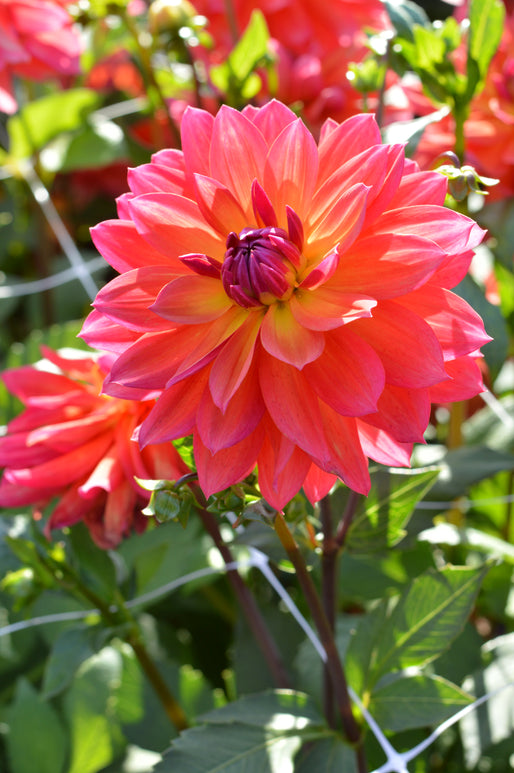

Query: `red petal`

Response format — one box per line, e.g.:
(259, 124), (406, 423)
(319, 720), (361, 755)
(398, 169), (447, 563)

(128, 193), (225, 261)
(194, 425), (263, 499)
(209, 310), (264, 410)
(139, 368), (209, 446)
(93, 267), (177, 331)
(304, 327), (385, 416)
(264, 118), (319, 223)
(152, 275), (233, 324)
(193, 174), (248, 235)
(351, 301), (447, 388)
(260, 302), (325, 368)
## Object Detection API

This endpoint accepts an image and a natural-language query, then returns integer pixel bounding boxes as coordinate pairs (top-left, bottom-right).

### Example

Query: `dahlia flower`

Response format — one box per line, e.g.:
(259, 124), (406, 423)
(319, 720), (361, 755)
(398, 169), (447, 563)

(82, 101), (490, 510)
(0, 0), (82, 114)
(0, 347), (188, 548)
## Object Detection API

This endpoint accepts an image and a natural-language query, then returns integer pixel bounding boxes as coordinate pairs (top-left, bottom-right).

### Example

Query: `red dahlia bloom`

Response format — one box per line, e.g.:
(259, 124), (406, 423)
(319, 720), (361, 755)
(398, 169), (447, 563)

(0, 0), (82, 114)
(0, 347), (188, 548)
(82, 101), (490, 510)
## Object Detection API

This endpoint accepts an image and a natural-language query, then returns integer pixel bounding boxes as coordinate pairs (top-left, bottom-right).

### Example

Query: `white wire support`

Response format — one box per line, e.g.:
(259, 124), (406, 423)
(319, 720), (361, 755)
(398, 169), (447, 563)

(480, 386), (514, 428)
(0, 257), (107, 298)
(16, 161), (99, 301)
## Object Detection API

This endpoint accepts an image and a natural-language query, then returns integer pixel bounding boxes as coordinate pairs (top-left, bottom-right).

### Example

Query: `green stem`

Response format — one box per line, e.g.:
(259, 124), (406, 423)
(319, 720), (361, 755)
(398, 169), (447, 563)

(195, 502), (292, 689)
(35, 547), (189, 732)
(453, 102), (467, 165)
(335, 490), (362, 549)
(273, 513), (363, 753)
(120, 8), (181, 147)
(320, 495), (337, 728)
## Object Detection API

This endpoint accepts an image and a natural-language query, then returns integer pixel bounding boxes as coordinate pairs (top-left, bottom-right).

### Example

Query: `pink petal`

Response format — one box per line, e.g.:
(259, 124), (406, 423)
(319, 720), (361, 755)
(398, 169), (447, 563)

(5, 433), (113, 490)
(243, 100), (298, 145)
(80, 310), (140, 354)
(290, 288), (376, 331)
(193, 174), (248, 236)
(318, 405), (370, 495)
(0, 432), (57, 467)
(360, 144), (406, 227)
(90, 220), (185, 273)
(304, 182), (369, 260)
(194, 425), (264, 499)
(336, 233), (446, 299)
(429, 356), (485, 403)
(2, 367), (84, 404)
(317, 113), (382, 187)
(180, 106), (214, 181)
(387, 170), (447, 208)
(128, 193), (225, 262)
(257, 431), (311, 511)
(302, 465), (337, 504)
(307, 145), (388, 230)
(356, 422), (413, 467)
(353, 300), (447, 388)
(209, 310), (264, 410)
(169, 306), (251, 383)
(127, 161), (187, 196)
(304, 326), (385, 416)
(152, 275), (233, 323)
(209, 106), (268, 216)
(260, 302), (325, 368)
(197, 368), (265, 453)
(368, 205), (485, 255)
(362, 384), (431, 443)
(139, 368), (209, 446)
(93, 267), (178, 331)
(396, 286), (491, 360)
(263, 118), (319, 224)
(259, 352), (332, 465)
(106, 330), (182, 390)
(79, 445), (124, 496)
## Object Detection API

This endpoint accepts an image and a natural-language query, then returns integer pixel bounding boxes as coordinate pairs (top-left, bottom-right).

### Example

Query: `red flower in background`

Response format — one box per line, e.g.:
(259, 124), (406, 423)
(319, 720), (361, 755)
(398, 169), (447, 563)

(194, 0), (390, 128)
(82, 101), (490, 511)
(0, 347), (188, 548)
(0, 0), (82, 114)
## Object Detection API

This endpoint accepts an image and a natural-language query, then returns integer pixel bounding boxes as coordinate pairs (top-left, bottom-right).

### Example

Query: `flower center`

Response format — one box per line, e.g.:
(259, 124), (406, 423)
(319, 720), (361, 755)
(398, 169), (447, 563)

(221, 226), (302, 308)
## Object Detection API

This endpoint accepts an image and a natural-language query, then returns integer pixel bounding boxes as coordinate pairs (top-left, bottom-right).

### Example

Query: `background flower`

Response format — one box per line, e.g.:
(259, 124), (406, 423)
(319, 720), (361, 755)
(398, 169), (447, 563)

(0, 346), (189, 547)
(82, 101), (490, 511)
(0, 0), (82, 114)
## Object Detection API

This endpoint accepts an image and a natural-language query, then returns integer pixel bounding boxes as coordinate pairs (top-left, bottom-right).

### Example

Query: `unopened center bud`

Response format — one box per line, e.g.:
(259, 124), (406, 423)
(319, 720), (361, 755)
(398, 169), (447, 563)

(221, 226), (301, 308)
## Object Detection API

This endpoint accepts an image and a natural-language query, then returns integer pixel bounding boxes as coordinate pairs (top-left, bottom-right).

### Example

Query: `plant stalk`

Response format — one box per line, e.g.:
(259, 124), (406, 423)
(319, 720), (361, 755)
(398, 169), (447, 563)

(195, 503), (291, 689)
(273, 512), (363, 750)
(320, 495), (337, 728)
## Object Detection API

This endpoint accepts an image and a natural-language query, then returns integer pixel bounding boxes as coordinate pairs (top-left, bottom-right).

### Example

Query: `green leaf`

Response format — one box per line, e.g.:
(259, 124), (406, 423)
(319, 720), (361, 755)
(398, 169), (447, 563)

(6, 679), (67, 773)
(41, 625), (97, 699)
(200, 689), (324, 727)
(426, 446), (514, 501)
(381, 107), (450, 156)
(347, 564), (489, 691)
(346, 467), (440, 553)
(64, 647), (125, 773)
(460, 633), (514, 767)
(59, 120), (129, 172)
(6, 89), (101, 159)
(385, 0), (430, 41)
(293, 736), (359, 772)
(210, 10), (270, 101)
(418, 522), (514, 564)
(68, 522), (117, 602)
(369, 674), (472, 732)
(467, 0), (505, 87)
(155, 691), (327, 773)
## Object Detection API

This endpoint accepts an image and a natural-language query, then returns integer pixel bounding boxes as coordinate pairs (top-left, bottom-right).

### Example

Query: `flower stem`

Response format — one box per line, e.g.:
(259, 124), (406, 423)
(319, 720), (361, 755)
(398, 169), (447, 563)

(120, 8), (181, 147)
(335, 489), (362, 549)
(34, 545), (189, 732)
(320, 495), (337, 728)
(195, 503), (291, 689)
(273, 512), (363, 749)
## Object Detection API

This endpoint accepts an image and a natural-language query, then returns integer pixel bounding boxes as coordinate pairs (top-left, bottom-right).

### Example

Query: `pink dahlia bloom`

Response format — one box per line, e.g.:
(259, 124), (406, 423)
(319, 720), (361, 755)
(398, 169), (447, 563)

(0, 347), (189, 548)
(82, 101), (490, 510)
(0, 0), (82, 114)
